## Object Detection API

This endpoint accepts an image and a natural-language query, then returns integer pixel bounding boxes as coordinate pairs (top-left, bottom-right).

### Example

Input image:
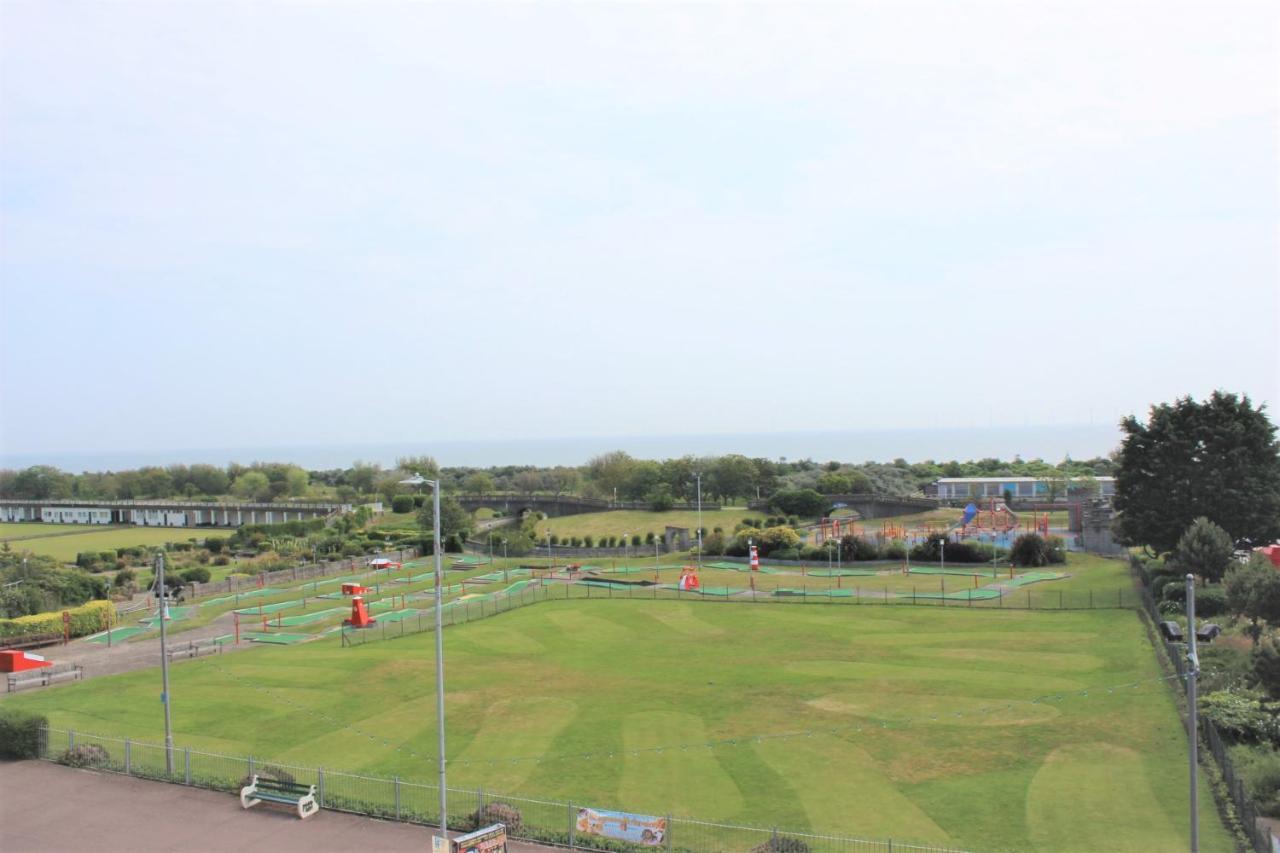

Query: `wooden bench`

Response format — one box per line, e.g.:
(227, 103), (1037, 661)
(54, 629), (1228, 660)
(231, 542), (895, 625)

(240, 774), (319, 819)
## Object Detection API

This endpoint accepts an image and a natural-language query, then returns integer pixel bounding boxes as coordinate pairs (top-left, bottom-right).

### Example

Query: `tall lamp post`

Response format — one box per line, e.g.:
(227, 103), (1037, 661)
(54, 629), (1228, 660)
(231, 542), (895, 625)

(693, 472), (704, 570)
(156, 551), (174, 775)
(400, 473), (448, 845)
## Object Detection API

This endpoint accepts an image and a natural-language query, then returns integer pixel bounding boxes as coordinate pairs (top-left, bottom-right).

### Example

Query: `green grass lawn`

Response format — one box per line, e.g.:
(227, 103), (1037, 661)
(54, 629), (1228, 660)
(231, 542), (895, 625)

(4, 593), (1228, 851)
(0, 522), (101, 539)
(5, 526), (234, 562)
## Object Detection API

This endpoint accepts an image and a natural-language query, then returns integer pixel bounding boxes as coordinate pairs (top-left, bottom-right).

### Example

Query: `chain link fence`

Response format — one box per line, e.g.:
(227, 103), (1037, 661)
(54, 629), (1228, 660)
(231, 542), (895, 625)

(341, 574), (1130, 647)
(39, 726), (966, 853)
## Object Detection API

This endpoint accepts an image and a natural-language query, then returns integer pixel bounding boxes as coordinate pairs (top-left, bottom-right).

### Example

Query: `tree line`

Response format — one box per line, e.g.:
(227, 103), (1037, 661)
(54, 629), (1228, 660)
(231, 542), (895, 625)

(1, 452), (1115, 507)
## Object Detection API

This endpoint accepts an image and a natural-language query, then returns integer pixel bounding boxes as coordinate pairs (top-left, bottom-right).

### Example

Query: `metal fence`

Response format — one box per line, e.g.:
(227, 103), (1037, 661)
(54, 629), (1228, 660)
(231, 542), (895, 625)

(342, 575), (1132, 646)
(1132, 566), (1273, 853)
(38, 726), (966, 853)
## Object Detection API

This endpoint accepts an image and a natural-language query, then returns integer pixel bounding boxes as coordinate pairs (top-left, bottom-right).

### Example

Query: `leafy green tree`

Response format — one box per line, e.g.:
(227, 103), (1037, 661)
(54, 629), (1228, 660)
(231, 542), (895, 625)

(619, 460), (661, 500)
(648, 486), (675, 512)
(463, 472), (494, 496)
(1225, 554), (1280, 649)
(348, 461), (382, 494)
(513, 471), (542, 496)
(769, 489), (827, 517)
(587, 451), (635, 498)
(231, 471), (272, 501)
(545, 467), (579, 496)
(709, 455), (758, 504)
(8, 466), (73, 499)
(1115, 392), (1280, 554)
(284, 466), (310, 497)
(1176, 517), (1235, 585)
(418, 496), (473, 545)
(815, 473), (852, 495)
(188, 464), (230, 495)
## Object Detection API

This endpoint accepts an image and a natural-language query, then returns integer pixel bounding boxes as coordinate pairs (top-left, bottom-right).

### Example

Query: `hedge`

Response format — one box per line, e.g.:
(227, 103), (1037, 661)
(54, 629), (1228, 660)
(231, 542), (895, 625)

(0, 599), (114, 640)
(0, 708), (47, 759)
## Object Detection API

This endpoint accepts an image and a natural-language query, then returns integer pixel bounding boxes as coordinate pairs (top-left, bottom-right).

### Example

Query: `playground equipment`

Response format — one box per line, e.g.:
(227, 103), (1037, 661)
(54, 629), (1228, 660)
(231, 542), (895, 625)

(958, 500), (1018, 534)
(341, 582), (372, 595)
(749, 544), (760, 571)
(368, 558), (401, 572)
(344, 595), (376, 628)
(1022, 513), (1050, 536)
(815, 517), (864, 544)
(677, 566), (700, 591)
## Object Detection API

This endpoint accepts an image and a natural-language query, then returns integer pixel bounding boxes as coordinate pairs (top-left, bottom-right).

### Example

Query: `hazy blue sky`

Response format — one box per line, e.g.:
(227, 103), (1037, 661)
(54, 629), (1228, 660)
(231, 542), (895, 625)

(1, 1), (1276, 461)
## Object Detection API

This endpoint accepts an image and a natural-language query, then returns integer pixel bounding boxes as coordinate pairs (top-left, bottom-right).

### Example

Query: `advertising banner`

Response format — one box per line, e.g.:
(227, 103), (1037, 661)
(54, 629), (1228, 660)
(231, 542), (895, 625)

(576, 807), (667, 847)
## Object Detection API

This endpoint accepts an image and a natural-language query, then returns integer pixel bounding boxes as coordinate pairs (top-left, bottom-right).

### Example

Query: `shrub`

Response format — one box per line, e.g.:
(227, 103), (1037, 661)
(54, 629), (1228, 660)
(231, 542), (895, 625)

(469, 802), (523, 835)
(180, 567), (211, 584)
(1009, 533), (1059, 567)
(213, 555), (231, 566)
(75, 552), (100, 570)
(1200, 690), (1280, 744)
(0, 709), (47, 759)
(770, 489), (827, 517)
(839, 536), (879, 562)
(770, 548), (800, 561)
(1232, 745), (1280, 815)
(879, 541), (907, 560)
(631, 534), (642, 547)
(549, 535), (560, 546)
(60, 743), (110, 768)
(204, 537), (225, 555)
(0, 599), (114, 640)
(583, 536), (594, 548)
(751, 835), (811, 853)
(391, 495), (415, 514)
(648, 490), (675, 512)
(645, 532), (656, 545)
(238, 764), (297, 789)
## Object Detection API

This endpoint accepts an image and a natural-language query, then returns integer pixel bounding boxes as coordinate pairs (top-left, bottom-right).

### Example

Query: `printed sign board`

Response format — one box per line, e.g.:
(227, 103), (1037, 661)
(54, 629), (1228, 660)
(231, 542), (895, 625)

(576, 807), (667, 847)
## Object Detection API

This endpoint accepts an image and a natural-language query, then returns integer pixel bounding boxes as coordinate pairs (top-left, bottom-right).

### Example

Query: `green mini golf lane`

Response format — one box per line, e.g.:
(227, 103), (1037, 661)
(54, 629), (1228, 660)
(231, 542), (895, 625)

(87, 626), (149, 644)
(804, 568), (878, 577)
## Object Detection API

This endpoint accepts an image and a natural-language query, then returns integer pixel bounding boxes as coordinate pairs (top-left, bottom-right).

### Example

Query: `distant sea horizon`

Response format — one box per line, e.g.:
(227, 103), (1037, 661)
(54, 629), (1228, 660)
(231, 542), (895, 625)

(0, 424), (1121, 472)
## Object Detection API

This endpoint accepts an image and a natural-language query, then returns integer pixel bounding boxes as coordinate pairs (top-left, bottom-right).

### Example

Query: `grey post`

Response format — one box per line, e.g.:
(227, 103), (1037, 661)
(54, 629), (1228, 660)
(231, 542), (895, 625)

(695, 473), (703, 571)
(1186, 573), (1200, 853)
(433, 481), (448, 842)
(157, 551), (175, 775)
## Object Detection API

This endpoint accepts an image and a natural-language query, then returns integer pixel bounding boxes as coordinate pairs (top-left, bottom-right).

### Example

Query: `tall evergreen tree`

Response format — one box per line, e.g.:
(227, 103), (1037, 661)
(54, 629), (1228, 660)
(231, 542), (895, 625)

(1114, 392), (1280, 554)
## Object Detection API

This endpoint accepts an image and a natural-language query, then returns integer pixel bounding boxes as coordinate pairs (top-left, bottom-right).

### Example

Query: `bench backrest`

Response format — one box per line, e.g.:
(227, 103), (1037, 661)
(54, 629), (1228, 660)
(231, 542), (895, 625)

(256, 777), (314, 795)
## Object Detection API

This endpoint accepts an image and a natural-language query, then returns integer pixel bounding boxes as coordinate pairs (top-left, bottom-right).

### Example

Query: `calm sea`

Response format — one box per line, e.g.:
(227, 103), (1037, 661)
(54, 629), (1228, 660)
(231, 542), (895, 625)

(1, 424), (1120, 472)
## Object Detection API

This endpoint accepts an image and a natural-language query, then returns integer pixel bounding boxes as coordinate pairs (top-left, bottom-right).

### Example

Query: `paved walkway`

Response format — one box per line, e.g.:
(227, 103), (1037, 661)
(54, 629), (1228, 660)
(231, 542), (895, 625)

(0, 761), (553, 853)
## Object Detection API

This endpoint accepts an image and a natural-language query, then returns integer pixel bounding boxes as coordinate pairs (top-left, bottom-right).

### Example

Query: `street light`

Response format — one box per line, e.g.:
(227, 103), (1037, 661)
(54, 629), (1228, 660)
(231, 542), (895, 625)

(693, 472), (704, 570)
(938, 537), (947, 572)
(622, 533), (629, 569)
(156, 551), (174, 776)
(546, 528), (553, 569)
(399, 473), (448, 845)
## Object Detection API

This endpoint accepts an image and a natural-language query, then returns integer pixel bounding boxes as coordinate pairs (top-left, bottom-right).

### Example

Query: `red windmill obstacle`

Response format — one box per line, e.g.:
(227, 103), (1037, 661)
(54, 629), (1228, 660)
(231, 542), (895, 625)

(344, 595), (376, 628)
